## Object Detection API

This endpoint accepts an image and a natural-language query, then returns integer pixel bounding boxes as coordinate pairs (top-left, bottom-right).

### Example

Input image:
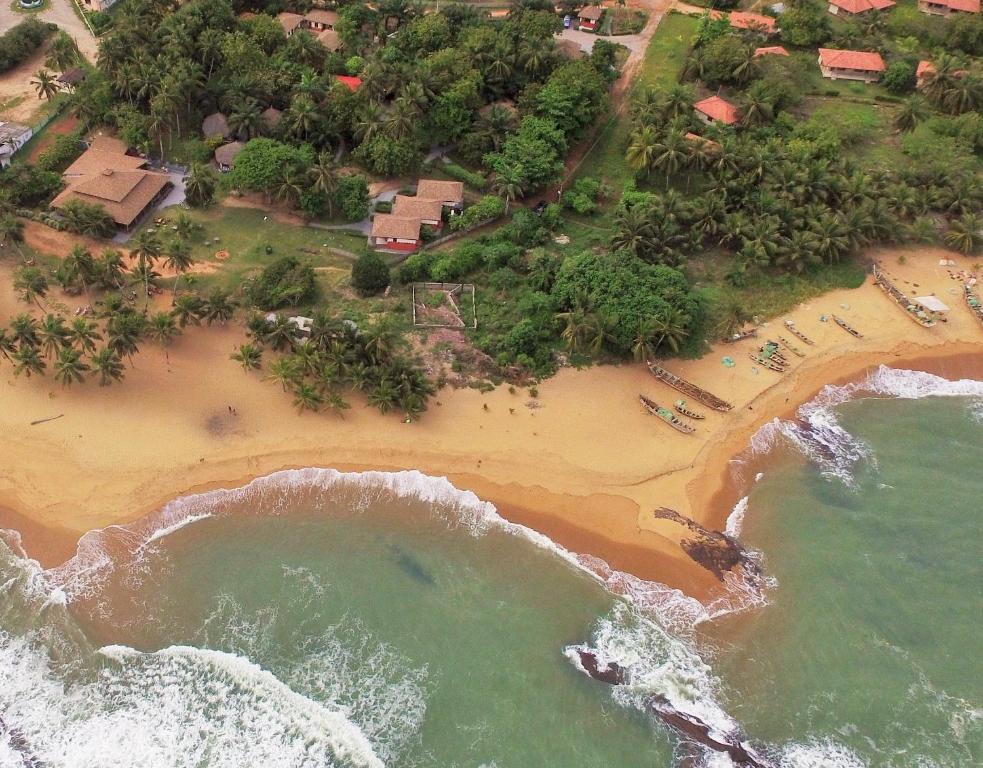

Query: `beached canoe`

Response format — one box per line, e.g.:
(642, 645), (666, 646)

(647, 364), (733, 412)
(674, 400), (705, 420)
(639, 395), (696, 434)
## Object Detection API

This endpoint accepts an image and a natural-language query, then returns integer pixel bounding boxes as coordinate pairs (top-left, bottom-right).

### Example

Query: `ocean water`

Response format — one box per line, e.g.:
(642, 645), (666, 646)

(0, 366), (980, 768)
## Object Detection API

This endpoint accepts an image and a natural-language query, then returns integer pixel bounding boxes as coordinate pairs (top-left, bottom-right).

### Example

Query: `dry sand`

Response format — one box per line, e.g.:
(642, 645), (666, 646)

(0, 245), (981, 601)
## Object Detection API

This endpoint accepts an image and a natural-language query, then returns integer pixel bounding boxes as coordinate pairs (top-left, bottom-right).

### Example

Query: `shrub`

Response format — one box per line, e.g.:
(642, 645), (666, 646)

(245, 256), (317, 309)
(374, 199), (392, 214)
(441, 162), (488, 190)
(398, 252), (436, 283)
(449, 195), (505, 232)
(58, 199), (116, 238)
(36, 132), (85, 174)
(1, 164), (62, 207)
(351, 251), (390, 295)
(335, 174), (370, 221)
(0, 18), (55, 74)
(561, 177), (603, 215)
(882, 60), (917, 95)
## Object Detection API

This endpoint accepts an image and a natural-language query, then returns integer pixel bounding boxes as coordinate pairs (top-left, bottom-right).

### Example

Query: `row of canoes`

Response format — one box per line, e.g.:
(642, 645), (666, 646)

(872, 265), (936, 328)
(749, 341), (789, 372)
(639, 395), (697, 434)
(966, 283), (983, 325)
(647, 363), (733, 411)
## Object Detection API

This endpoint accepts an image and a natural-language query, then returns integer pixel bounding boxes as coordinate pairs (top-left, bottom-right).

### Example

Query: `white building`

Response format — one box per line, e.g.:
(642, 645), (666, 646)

(0, 122), (33, 169)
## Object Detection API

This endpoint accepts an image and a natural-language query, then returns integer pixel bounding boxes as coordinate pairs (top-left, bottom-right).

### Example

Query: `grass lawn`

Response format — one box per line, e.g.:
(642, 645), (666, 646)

(157, 206), (367, 294)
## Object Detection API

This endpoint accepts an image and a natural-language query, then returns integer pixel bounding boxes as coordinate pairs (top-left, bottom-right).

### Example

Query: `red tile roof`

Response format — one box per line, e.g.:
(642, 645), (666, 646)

(335, 75), (363, 92)
(944, 0), (980, 11)
(371, 214), (422, 240)
(684, 132), (722, 150)
(754, 45), (789, 57)
(711, 9), (776, 31)
(818, 48), (886, 72)
(828, 0), (895, 12)
(693, 95), (739, 125)
(916, 60), (935, 78)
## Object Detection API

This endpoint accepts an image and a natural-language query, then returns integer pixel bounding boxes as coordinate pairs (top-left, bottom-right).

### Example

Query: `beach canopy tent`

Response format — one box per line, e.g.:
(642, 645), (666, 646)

(914, 296), (950, 313)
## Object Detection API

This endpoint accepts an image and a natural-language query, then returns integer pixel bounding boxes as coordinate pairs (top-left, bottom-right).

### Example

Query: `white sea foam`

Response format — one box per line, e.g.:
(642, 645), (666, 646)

(724, 497), (749, 538)
(142, 513), (213, 547)
(776, 739), (867, 767)
(0, 627), (382, 768)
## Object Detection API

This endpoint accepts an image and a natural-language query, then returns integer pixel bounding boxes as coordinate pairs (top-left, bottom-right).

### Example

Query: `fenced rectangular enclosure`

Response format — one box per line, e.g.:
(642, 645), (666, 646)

(411, 283), (478, 329)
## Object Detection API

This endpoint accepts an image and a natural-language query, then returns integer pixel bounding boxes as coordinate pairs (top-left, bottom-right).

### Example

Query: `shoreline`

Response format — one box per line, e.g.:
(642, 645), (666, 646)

(1, 246), (982, 602)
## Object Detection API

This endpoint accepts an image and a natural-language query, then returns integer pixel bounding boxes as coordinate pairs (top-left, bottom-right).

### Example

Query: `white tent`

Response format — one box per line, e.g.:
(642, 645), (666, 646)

(914, 296), (950, 313)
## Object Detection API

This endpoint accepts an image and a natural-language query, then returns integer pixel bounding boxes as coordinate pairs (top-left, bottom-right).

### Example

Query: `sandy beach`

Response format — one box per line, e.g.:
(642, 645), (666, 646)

(1, 245), (981, 600)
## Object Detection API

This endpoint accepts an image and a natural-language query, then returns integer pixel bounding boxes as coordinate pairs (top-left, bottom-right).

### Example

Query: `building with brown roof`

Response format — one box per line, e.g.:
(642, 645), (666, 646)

(693, 95), (739, 126)
(416, 179), (465, 211)
(393, 195), (444, 227)
(214, 141), (245, 172)
(64, 137), (145, 178)
(57, 68), (87, 91)
(371, 214), (422, 251)
(277, 11), (305, 35)
(202, 112), (232, 139)
(52, 143), (172, 231)
(317, 29), (343, 51)
(555, 38), (586, 59)
(817, 48), (886, 82)
(304, 8), (340, 30)
(261, 106), (283, 131)
(576, 5), (604, 31)
(754, 45), (789, 57)
(918, 0), (979, 13)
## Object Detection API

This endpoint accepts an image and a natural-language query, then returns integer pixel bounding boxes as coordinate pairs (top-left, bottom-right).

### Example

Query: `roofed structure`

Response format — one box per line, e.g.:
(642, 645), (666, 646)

(261, 106), (283, 128)
(827, 0), (895, 13)
(317, 29), (343, 50)
(57, 68), (87, 88)
(276, 11), (305, 34)
(555, 38), (586, 59)
(335, 75), (363, 92)
(754, 45), (789, 57)
(693, 95), (739, 126)
(918, 0), (979, 14)
(817, 48), (885, 82)
(0, 122), (32, 168)
(684, 132), (721, 151)
(202, 112), (231, 139)
(371, 214), (422, 251)
(576, 4), (604, 30)
(304, 8), (340, 28)
(393, 195), (444, 225)
(214, 141), (245, 170)
(416, 179), (465, 209)
(725, 11), (777, 32)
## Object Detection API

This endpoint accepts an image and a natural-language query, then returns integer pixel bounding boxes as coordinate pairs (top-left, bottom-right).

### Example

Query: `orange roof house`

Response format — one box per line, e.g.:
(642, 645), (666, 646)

(52, 140), (172, 230)
(754, 45), (789, 57)
(827, 0), (895, 14)
(576, 5), (604, 31)
(817, 48), (886, 82)
(371, 214), (422, 252)
(918, 0), (979, 15)
(335, 75), (363, 92)
(711, 10), (777, 32)
(693, 95), (739, 126)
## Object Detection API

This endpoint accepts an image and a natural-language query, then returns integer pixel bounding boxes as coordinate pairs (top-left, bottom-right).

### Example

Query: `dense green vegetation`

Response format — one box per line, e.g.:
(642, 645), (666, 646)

(0, 18), (54, 74)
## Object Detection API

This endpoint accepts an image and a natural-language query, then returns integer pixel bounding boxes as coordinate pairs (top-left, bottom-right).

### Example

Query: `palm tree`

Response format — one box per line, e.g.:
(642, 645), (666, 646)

(652, 307), (691, 354)
(626, 125), (659, 177)
(90, 348), (125, 386)
(46, 32), (81, 72)
(267, 355), (301, 391)
(631, 318), (661, 362)
(309, 153), (339, 218)
(62, 245), (96, 299)
(0, 214), (25, 261)
(353, 103), (385, 145)
(0, 329), (16, 363)
(163, 239), (194, 293)
(130, 228), (163, 302)
(943, 212), (982, 255)
(32, 70), (60, 101)
(202, 289), (236, 325)
(385, 97), (419, 140)
(54, 348), (89, 387)
(148, 312), (181, 361)
(491, 170), (525, 215)
(324, 390), (351, 417)
(368, 379), (399, 413)
(185, 162), (218, 208)
(285, 94), (323, 142)
(556, 296), (593, 353)
(941, 74), (983, 115)
(476, 104), (517, 152)
(228, 97), (263, 140)
(12, 345), (45, 378)
(38, 314), (70, 360)
(13, 266), (48, 309)
(261, 314), (299, 351)
(231, 343), (263, 371)
(894, 95), (930, 133)
(653, 130), (688, 190)
(740, 92), (774, 127)
(9, 314), (39, 347)
(97, 249), (127, 290)
(68, 317), (102, 355)
(611, 204), (654, 256)
(732, 44), (759, 86)
(292, 381), (323, 413)
(810, 212), (851, 264)
(276, 167), (304, 207)
(171, 293), (204, 327)
(106, 311), (146, 363)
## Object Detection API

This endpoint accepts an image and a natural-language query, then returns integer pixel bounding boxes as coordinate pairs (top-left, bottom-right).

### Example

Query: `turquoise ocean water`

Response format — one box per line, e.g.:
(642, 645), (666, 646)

(0, 366), (979, 767)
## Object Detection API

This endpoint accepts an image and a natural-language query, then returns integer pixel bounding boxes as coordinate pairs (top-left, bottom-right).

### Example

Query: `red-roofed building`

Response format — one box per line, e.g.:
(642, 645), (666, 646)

(918, 0), (979, 13)
(916, 60), (936, 86)
(827, 0), (895, 15)
(693, 95), (739, 126)
(710, 10), (777, 32)
(817, 48), (886, 82)
(576, 5), (604, 31)
(335, 75), (363, 92)
(754, 45), (789, 57)
(684, 132), (722, 151)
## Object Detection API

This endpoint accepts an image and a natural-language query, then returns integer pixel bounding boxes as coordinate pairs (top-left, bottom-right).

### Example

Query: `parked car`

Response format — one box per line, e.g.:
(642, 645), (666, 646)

(563, 14), (572, 28)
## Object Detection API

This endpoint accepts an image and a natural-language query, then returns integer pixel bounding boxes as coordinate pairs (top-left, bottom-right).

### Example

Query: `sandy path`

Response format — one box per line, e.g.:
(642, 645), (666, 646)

(0, 246), (980, 602)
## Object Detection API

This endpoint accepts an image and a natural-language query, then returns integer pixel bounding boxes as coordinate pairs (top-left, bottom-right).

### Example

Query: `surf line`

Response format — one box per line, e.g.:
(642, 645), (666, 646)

(575, 650), (774, 768)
